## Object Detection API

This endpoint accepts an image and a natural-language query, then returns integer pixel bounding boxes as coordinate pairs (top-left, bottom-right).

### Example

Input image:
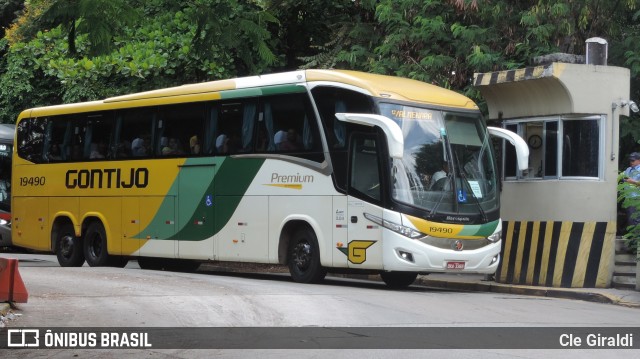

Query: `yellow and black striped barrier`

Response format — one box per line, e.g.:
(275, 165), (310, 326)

(473, 65), (553, 87)
(497, 221), (615, 288)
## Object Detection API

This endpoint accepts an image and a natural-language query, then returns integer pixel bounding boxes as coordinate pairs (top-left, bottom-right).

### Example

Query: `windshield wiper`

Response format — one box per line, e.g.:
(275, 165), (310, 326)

(427, 174), (451, 219)
(458, 168), (487, 223)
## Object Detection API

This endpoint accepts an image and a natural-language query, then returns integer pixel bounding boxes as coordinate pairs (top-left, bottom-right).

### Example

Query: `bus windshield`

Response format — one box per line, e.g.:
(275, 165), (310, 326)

(379, 103), (499, 220)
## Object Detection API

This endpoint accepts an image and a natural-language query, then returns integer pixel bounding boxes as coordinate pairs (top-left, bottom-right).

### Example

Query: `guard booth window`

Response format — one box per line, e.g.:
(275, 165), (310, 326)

(503, 115), (602, 180)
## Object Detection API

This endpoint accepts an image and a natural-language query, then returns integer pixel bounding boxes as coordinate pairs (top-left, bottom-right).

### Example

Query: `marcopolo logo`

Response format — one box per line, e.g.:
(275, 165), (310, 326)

(65, 168), (149, 189)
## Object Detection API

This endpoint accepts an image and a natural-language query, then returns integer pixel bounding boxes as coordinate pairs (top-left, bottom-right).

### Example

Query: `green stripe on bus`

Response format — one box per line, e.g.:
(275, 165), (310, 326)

(212, 158), (266, 234)
(135, 157), (264, 241)
(260, 85), (306, 95)
(458, 219), (500, 237)
(219, 85), (306, 99)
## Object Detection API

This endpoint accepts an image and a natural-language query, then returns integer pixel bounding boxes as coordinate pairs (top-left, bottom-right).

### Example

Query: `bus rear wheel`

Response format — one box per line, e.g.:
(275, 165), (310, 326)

(83, 222), (110, 267)
(56, 223), (85, 267)
(287, 228), (326, 283)
(380, 271), (418, 289)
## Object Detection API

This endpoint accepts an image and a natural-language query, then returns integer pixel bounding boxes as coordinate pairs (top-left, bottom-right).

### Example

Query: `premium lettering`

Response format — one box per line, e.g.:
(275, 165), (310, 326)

(270, 172), (314, 183)
(66, 168), (149, 189)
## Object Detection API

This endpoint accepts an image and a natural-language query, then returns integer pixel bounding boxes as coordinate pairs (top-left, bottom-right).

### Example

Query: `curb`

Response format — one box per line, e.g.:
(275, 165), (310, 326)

(417, 278), (633, 306)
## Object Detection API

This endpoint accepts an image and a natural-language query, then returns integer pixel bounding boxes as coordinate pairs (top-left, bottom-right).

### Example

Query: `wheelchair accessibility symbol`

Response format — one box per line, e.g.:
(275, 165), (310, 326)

(457, 189), (467, 203)
(205, 195), (213, 207)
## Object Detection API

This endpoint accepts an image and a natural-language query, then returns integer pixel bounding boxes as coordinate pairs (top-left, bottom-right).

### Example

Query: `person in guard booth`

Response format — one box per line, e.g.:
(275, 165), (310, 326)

(622, 152), (640, 237)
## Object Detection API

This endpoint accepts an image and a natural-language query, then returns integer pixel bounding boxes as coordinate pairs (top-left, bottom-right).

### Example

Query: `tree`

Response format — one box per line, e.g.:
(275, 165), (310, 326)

(0, 0), (23, 38)
(36, 0), (138, 56)
(186, 0), (279, 76)
(0, 1), (283, 122)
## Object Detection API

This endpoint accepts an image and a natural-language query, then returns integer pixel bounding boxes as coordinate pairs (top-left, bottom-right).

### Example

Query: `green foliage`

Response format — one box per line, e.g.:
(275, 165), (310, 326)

(1, 0), (640, 135)
(0, 1), (281, 123)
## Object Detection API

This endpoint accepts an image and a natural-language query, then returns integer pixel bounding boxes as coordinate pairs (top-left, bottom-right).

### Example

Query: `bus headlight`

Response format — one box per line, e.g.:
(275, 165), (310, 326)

(487, 231), (501, 243)
(364, 213), (425, 239)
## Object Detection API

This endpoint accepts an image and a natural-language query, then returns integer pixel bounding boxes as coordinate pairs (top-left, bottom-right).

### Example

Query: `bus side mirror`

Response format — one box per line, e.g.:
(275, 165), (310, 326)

(487, 126), (529, 171)
(335, 113), (404, 159)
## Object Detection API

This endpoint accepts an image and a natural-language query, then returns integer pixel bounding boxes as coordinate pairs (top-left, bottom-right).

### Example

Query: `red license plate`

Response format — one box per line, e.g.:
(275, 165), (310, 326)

(446, 261), (465, 270)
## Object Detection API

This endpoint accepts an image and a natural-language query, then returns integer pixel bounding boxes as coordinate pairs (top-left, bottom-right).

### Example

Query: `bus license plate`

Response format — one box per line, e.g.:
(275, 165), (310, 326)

(446, 261), (465, 270)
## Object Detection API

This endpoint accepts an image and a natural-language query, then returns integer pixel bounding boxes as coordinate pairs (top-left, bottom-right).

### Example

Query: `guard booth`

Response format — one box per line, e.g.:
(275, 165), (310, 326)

(474, 44), (631, 288)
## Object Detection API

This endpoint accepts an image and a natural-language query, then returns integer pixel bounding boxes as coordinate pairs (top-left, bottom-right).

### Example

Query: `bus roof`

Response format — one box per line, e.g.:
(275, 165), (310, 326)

(20, 69), (477, 118)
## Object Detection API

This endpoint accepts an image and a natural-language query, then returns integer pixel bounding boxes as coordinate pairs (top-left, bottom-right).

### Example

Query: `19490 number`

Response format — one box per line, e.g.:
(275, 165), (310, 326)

(429, 226), (453, 234)
(20, 176), (46, 186)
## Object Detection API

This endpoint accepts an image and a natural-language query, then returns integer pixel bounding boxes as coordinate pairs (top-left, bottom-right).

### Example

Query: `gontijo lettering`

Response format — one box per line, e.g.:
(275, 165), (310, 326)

(66, 168), (149, 189)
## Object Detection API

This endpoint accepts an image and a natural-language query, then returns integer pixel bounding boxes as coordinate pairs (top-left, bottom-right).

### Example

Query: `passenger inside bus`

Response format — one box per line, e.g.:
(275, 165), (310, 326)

(48, 143), (63, 161)
(190, 136), (200, 155)
(429, 162), (449, 190)
(279, 128), (301, 151)
(216, 133), (241, 154)
(90, 142), (106, 159)
(132, 136), (148, 156)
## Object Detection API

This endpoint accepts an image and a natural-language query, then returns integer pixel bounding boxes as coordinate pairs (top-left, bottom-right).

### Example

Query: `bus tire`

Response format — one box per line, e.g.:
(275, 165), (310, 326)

(380, 271), (418, 289)
(287, 228), (326, 283)
(83, 222), (110, 267)
(56, 223), (85, 267)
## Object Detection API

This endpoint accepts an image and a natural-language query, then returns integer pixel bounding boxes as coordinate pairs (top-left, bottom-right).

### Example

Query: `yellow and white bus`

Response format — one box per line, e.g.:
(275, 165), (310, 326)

(12, 70), (527, 287)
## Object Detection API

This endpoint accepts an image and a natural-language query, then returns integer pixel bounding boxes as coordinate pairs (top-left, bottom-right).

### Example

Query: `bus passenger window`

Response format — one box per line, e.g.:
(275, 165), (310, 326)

(263, 93), (321, 156)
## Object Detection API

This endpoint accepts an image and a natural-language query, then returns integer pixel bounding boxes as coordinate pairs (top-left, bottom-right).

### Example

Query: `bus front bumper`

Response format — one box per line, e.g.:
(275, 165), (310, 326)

(382, 231), (501, 274)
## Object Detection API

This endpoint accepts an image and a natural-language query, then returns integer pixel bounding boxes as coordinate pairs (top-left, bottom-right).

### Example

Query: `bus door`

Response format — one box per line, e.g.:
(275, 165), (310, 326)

(346, 134), (384, 269)
(176, 158), (216, 260)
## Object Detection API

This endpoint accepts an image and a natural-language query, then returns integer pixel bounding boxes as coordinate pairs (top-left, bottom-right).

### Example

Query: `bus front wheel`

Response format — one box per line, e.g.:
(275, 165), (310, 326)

(83, 222), (110, 267)
(56, 223), (85, 267)
(380, 271), (418, 289)
(287, 228), (326, 283)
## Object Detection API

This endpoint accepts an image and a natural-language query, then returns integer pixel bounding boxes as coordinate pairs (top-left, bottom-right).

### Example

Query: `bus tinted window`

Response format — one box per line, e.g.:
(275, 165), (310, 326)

(84, 112), (114, 160)
(311, 87), (375, 149)
(311, 86), (375, 190)
(266, 93), (322, 155)
(157, 103), (205, 157)
(17, 118), (46, 163)
(216, 102), (252, 154)
(118, 107), (156, 158)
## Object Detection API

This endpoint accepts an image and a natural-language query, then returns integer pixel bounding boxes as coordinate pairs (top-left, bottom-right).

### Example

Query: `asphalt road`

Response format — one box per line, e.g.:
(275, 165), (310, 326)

(1, 253), (639, 358)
